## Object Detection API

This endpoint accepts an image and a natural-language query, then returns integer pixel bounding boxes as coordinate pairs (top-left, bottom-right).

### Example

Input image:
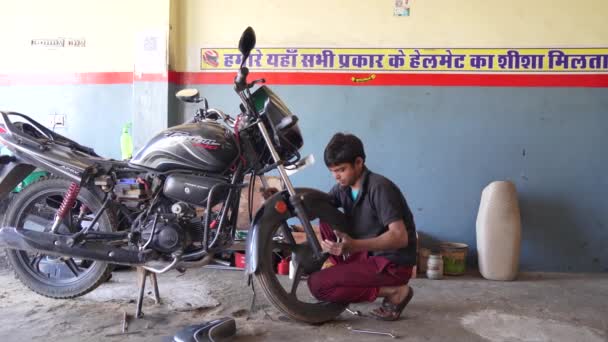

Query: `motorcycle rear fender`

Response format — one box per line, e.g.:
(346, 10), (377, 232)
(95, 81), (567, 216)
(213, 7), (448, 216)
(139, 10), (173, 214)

(244, 187), (348, 275)
(0, 157), (35, 201)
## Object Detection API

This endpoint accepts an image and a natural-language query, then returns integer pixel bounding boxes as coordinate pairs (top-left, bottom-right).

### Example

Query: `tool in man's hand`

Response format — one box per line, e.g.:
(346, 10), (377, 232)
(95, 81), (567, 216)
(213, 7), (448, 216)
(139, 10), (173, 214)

(345, 307), (362, 316)
(347, 326), (398, 338)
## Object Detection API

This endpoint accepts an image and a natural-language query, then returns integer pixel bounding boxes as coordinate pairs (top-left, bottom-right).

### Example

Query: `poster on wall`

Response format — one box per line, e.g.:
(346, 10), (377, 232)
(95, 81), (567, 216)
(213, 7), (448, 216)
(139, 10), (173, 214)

(200, 48), (608, 73)
(134, 29), (168, 75)
(198, 47), (608, 86)
(394, 0), (411, 16)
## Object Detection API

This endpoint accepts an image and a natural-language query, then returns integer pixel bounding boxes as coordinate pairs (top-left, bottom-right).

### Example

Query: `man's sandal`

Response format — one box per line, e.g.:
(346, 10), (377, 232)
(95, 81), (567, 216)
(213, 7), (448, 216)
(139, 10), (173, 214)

(369, 287), (414, 321)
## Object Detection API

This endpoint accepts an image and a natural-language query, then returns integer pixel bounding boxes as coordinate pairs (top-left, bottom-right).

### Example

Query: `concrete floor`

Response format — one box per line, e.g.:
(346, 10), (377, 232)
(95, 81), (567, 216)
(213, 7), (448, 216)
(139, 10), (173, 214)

(0, 266), (606, 342)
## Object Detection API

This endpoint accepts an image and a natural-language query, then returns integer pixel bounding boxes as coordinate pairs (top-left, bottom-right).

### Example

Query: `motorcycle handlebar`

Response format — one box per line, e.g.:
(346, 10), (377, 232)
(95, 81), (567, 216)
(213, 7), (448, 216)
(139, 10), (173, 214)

(234, 67), (249, 92)
(234, 65), (261, 121)
(207, 109), (235, 126)
(187, 108), (236, 127)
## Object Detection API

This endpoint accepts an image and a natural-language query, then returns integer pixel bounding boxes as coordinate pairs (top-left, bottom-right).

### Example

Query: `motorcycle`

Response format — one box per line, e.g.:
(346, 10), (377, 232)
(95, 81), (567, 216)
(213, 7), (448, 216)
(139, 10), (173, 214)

(0, 27), (350, 324)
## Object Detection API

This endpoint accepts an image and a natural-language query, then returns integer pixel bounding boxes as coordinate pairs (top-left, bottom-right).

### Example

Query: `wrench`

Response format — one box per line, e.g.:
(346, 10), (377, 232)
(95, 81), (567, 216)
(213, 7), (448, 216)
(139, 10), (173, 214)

(345, 308), (362, 316)
(347, 326), (398, 338)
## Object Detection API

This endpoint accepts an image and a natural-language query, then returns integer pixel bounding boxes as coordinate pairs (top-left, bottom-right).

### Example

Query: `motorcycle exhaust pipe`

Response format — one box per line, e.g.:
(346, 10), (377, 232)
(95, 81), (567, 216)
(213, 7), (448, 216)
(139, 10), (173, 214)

(0, 227), (149, 265)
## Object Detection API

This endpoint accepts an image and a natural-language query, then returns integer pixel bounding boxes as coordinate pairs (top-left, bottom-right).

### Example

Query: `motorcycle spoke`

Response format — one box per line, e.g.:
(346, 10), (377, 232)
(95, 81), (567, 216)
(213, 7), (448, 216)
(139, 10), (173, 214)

(280, 223), (296, 245)
(289, 263), (305, 297)
(29, 254), (43, 271)
(64, 258), (82, 276)
(32, 203), (57, 221)
(271, 242), (297, 252)
(45, 196), (63, 207)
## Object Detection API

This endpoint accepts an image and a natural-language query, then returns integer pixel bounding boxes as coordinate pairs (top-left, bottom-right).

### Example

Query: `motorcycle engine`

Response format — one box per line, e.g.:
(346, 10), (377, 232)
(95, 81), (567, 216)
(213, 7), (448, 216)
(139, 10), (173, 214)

(138, 201), (233, 254)
(141, 215), (186, 254)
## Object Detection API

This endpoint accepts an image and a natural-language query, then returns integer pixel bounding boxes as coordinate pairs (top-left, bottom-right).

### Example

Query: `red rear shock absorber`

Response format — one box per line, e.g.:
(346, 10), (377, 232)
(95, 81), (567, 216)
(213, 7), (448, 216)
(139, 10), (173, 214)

(50, 182), (81, 233)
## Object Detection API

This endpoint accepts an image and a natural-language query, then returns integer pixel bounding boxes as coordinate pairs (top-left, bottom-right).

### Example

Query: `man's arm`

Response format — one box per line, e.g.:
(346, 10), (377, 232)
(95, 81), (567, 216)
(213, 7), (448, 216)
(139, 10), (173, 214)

(322, 219), (408, 256)
(347, 219), (408, 252)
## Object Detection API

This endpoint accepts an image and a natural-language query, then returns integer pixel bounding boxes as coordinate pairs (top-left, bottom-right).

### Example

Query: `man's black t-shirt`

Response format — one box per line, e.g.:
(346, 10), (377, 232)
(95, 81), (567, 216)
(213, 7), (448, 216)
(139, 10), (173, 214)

(328, 168), (417, 266)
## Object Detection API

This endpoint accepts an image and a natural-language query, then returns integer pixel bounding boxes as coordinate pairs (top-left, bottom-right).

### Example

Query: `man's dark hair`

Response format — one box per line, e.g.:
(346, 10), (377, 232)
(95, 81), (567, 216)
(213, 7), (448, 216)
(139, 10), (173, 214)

(324, 133), (366, 167)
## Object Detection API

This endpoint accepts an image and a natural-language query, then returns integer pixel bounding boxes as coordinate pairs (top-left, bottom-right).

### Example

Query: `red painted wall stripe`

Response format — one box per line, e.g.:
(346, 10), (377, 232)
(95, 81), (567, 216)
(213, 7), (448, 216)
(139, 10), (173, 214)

(171, 71), (608, 87)
(0, 72), (168, 86)
(1, 71), (607, 87)
(0, 72), (132, 86)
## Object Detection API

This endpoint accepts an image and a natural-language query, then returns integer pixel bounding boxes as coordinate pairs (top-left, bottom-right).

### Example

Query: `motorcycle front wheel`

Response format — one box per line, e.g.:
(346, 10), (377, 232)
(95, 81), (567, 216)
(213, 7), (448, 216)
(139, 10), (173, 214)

(255, 219), (346, 324)
(3, 178), (117, 299)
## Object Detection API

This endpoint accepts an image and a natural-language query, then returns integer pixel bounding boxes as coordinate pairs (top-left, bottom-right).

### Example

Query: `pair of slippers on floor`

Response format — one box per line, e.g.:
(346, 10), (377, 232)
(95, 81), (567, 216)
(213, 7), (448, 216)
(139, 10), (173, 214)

(369, 287), (414, 321)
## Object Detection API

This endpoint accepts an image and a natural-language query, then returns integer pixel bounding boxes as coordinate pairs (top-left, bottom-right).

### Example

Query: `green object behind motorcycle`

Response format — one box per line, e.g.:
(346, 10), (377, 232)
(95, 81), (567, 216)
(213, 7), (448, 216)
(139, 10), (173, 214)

(12, 170), (48, 193)
(120, 122), (133, 160)
(0, 146), (48, 193)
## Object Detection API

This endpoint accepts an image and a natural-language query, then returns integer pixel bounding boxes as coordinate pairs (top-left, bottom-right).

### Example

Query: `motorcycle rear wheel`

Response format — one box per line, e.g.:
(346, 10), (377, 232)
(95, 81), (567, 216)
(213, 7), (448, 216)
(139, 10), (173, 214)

(255, 219), (346, 324)
(3, 178), (117, 299)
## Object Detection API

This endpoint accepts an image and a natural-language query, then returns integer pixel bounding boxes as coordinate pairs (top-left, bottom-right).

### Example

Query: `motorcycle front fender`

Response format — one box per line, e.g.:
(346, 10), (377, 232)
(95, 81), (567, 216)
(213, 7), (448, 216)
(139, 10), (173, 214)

(0, 157), (35, 201)
(244, 187), (348, 275)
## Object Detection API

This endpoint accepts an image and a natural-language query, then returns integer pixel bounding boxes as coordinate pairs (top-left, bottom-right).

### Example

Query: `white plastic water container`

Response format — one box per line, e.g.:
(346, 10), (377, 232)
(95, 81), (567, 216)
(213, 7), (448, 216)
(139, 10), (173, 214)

(476, 181), (522, 281)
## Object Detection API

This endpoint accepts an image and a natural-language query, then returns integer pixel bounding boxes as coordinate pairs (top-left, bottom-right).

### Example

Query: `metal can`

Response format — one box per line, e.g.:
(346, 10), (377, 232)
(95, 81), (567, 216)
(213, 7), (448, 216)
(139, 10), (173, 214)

(427, 253), (444, 280)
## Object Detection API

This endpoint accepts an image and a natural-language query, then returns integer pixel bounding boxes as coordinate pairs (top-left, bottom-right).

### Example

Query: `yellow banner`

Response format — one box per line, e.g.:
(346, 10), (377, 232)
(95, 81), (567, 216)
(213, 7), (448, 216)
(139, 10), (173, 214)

(200, 48), (608, 73)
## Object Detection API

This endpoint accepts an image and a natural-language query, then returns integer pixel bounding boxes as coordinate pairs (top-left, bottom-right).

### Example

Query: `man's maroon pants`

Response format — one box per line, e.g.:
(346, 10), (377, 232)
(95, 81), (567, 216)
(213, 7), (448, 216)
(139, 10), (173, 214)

(306, 222), (413, 303)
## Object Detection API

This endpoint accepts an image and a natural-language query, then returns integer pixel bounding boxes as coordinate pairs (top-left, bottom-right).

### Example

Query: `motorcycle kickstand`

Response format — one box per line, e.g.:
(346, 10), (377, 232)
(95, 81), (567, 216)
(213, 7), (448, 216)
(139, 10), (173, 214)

(134, 266), (161, 319)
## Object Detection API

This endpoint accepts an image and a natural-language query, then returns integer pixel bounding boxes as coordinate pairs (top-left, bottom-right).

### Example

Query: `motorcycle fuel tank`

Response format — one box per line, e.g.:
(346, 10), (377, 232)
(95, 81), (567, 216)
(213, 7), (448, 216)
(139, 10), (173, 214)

(130, 121), (238, 173)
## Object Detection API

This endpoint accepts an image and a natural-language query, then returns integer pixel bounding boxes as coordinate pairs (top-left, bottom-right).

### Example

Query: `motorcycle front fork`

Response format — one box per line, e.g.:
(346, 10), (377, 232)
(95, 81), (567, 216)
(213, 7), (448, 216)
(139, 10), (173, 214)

(256, 122), (324, 259)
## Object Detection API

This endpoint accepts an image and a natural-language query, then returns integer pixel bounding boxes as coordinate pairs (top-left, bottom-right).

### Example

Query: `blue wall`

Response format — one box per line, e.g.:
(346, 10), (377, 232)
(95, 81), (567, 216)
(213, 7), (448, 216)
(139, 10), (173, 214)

(0, 82), (172, 159)
(0, 84), (133, 160)
(133, 81), (170, 150)
(175, 84), (608, 272)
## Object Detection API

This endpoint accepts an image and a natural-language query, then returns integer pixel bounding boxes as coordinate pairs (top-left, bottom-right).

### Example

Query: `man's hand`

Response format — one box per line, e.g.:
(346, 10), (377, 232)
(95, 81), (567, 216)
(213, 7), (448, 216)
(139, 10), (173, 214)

(321, 239), (343, 256)
(321, 231), (355, 256)
(321, 220), (409, 257)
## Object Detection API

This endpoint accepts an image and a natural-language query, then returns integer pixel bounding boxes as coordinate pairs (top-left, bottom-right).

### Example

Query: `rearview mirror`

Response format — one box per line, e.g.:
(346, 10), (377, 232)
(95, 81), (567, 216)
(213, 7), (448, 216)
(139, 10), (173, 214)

(176, 89), (201, 103)
(238, 27), (256, 65)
